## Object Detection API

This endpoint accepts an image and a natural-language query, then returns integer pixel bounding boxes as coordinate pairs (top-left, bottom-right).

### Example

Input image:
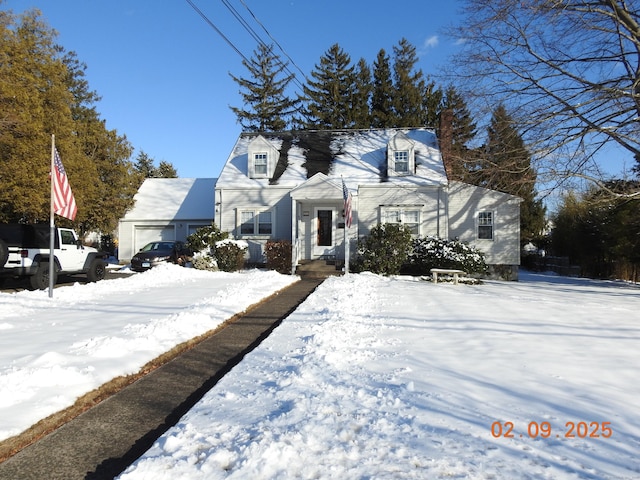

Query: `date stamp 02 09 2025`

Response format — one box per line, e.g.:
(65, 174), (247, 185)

(491, 421), (613, 439)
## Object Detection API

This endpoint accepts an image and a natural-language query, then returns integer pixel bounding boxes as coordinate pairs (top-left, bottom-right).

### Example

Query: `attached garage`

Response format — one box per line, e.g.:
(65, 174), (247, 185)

(118, 178), (216, 263)
(133, 225), (176, 254)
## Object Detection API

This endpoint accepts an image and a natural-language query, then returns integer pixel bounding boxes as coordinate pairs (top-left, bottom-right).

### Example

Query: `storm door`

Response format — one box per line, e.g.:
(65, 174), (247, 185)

(313, 208), (336, 256)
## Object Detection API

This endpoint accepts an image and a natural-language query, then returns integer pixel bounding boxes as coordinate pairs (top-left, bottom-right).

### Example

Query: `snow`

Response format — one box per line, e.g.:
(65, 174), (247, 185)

(121, 178), (216, 220)
(2, 267), (639, 479)
(217, 128), (447, 190)
(0, 265), (296, 440)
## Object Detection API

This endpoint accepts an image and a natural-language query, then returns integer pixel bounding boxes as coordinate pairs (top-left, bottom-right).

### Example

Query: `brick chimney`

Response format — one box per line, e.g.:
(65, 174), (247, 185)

(439, 109), (454, 181)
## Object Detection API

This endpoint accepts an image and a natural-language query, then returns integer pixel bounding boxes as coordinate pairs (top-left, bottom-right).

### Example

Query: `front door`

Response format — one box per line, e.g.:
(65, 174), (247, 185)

(313, 208), (337, 257)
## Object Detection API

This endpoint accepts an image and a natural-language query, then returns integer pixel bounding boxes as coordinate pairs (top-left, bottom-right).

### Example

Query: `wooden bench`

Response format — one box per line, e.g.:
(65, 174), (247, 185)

(430, 268), (467, 285)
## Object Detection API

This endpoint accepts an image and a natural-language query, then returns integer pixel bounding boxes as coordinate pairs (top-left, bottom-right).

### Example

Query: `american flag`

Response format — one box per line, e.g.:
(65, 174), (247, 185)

(52, 148), (77, 221)
(342, 178), (352, 229)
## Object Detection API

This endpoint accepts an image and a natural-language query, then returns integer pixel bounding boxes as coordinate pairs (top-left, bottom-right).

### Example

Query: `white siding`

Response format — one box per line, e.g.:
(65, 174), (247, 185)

(447, 181), (521, 266)
(216, 186), (292, 262)
(357, 185), (446, 238)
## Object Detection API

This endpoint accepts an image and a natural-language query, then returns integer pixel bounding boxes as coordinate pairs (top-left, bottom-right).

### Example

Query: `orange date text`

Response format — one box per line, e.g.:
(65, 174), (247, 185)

(491, 421), (612, 439)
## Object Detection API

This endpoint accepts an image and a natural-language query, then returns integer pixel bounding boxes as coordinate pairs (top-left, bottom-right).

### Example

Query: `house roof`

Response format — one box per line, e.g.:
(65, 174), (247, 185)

(216, 128), (447, 191)
(122, 177), (216, 221)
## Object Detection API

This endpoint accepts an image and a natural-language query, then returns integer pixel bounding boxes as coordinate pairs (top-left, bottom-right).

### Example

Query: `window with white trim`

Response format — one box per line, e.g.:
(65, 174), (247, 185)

(478, 211), (493, 240)
(382, 207), (421, 236)
(253, 152), (268, 177)
(240, 209), (273, 236)
(394, 151), (409, 174)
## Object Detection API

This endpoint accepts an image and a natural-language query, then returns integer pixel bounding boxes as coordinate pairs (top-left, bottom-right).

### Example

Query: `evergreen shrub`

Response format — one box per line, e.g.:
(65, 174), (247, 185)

(265, 240), (292, 274)
(407, 236), (487, 275)
(214, 239), (247, 272)
(355, 223), (413, 275)
(187, 224), (247, 272)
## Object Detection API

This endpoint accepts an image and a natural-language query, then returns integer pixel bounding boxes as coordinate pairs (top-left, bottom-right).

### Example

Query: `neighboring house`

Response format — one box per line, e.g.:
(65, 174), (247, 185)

(215, 128), (522, 280)
(118, 177), (215, 262)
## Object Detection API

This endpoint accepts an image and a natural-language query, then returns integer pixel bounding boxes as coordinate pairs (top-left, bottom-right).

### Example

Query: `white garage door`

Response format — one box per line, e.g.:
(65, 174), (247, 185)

(133, 225), (176, 253)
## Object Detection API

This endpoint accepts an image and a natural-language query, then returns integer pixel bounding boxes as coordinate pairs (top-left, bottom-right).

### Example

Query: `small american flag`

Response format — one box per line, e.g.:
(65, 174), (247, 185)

(342, 178), (352, 229)
(52, 148), (77, 221)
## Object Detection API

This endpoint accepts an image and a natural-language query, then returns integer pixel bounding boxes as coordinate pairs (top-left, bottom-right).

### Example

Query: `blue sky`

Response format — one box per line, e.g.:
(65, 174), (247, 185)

(4, 0), (464, 178)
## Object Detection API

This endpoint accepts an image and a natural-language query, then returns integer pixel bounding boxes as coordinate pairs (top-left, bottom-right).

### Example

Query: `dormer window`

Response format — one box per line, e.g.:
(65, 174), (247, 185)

(254, 153), (268, 176)
(387, 132), (415, 177)
(247, 135), (279, 179)
(394, 151), (409, 173)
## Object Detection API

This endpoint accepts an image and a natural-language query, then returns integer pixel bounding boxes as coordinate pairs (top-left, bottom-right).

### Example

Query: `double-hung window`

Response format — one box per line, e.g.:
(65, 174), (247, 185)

(253, 153), (268, 176)
(478, 211), (493, 240)
(240, 209), (273, 236)
(394, 151), (409, 174)
(382, 207), (420, 236)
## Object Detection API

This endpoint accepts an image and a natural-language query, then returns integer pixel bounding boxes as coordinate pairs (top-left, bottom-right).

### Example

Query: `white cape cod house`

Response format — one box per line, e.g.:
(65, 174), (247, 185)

(215, 128), (522, 279)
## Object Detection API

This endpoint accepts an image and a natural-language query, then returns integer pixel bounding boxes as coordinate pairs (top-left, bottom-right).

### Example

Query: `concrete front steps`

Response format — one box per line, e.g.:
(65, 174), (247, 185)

(295, 258), (344, 279)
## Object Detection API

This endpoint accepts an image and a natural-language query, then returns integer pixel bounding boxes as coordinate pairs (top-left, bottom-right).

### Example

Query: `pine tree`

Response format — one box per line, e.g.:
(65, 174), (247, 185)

(351, 58), (372, 128)
(302, 44), (356, 129)
(371, 49), (395, 128)
(134, 151), (156, 179)
(156, 161), (178, 178)
(483, 105), (546, 245)
(439, 85), (478, 182)
(229, 43), (299, 132)
(392, 38), (427, 127)
(422, 79), (443, 128)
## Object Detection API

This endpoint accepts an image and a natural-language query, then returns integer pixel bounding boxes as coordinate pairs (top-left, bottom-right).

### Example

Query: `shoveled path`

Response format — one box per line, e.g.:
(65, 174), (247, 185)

(0, 277), (324, 480)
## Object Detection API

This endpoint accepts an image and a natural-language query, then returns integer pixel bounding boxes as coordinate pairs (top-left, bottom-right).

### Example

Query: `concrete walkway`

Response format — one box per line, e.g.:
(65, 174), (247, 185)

(0, 277), (324, 480)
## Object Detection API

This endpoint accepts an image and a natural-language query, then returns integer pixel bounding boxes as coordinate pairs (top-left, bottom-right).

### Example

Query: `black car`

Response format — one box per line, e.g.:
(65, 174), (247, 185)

(130, 241), (191, 272)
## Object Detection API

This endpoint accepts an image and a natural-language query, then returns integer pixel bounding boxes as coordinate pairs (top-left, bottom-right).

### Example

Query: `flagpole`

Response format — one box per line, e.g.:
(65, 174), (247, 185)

(49, 134), (55, 298)
(344, 224), (350, 275)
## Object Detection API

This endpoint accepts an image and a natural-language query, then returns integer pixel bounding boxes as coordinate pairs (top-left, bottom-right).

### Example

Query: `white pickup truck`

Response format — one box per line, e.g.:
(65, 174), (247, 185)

(0, 224), (107, 289)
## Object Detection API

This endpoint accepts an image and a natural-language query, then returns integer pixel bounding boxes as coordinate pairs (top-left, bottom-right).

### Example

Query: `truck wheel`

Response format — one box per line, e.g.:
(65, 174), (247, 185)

(87, 258), (106, 282)
(0, 239), (8, 267)
(30, 262), (57, 290)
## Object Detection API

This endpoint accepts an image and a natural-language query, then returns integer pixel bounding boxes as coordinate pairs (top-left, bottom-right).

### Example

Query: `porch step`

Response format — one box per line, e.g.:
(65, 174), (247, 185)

(296, 259), (344, 279)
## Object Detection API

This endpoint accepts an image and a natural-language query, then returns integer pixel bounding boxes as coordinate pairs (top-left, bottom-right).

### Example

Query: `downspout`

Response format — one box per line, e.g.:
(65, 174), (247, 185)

(437, 186), (441, 238)
(290, 196), (296, 275)
(215, 189), (222, 231)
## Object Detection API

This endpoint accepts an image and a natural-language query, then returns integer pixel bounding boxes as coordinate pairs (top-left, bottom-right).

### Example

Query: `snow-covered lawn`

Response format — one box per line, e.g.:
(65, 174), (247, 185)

(0, 265), (297, 441)
(1, 266), (639, 478)
(118, 271), (639, 479)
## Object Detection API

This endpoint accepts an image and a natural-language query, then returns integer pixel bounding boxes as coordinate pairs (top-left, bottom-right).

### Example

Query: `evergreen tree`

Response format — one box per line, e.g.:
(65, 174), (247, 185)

(422, 79), (443, 128)
(134, 151), (156, 179)
(156, 160), (178, 178)
(439, 86), (478, 182)
(483, 105), (546, 245)
(0, 9), (138, 231)
(552, 184), (640, 280)
(229, 43), (299, 132)
(133, 151), (177, 179)
(371, 49), (395, 128)
(0, 9), (75, 222)
(351, 58), (372, 128)
(302, 44), (356, 129)
(392, 38), (427, 127)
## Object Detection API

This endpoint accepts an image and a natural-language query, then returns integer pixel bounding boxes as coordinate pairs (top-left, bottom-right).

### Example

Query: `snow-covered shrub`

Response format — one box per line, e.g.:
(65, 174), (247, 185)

(265, 240), (292, 274)
(214, 239), (248, 272)
(407, 236), (487, 275)
(355, 223), (413, 275)
(191, 251), (218, 271)
(187, 225), (247, 272)
(186, 223), (228, 253)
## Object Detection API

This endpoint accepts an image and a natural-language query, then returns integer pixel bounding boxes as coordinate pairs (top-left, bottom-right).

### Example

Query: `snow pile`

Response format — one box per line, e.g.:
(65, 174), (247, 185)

(119, 272), (640, 479)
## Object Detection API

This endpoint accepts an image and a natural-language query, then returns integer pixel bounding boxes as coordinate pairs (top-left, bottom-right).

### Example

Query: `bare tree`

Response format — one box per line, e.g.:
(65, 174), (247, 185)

(449, 0), (640, 198)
